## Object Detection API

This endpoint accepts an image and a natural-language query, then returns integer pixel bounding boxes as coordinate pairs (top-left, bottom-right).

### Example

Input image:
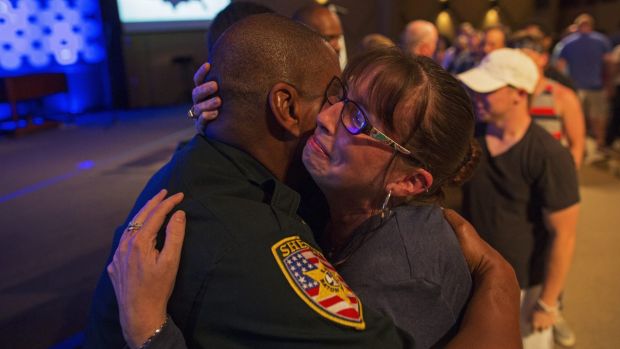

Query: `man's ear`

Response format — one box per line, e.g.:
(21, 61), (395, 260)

(511, 88), (527, 105)
(386, 168), (434, 198)
(269, 82), (303, 138)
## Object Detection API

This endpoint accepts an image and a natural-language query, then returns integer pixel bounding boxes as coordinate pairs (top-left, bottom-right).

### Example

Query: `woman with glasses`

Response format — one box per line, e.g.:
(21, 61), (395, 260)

(300, 48), (478, 348)
(112, 48), (485, 349)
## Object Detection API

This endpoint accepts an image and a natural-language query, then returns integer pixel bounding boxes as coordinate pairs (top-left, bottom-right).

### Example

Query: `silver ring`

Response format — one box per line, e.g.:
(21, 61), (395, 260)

(127, 222), (143, 232)
(187, 106), (198, 120)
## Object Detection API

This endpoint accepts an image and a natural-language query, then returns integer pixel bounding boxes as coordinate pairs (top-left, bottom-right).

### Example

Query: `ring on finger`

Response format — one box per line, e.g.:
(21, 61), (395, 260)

(187, 106), (198, 120)
(127, 221), (143, 232)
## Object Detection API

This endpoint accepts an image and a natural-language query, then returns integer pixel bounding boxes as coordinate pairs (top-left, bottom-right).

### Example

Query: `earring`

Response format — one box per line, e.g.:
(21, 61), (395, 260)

(417, 174), (429, 193)
(380, 189), (392, 219)
(423, 182), (429, 193)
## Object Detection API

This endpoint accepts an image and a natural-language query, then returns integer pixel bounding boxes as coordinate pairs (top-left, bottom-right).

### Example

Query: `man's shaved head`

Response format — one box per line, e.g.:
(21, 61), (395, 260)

(205, 13), (340, 181)
(208, 13), (338, 118)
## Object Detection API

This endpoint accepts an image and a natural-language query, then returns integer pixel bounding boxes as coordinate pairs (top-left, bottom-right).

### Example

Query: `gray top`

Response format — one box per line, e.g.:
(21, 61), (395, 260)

(333, 204), (472, 349)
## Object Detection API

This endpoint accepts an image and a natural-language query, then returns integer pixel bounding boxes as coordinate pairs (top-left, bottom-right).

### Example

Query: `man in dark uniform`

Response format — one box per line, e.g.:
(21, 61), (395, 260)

(85, 14), (410, 348)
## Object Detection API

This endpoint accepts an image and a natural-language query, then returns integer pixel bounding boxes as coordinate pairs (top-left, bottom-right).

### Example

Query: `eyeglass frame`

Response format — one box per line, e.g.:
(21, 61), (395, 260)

(323, 76), (413, 157)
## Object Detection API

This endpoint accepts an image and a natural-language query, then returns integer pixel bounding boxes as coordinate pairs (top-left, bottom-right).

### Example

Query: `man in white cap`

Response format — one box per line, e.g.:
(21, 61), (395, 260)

(458, 48), (581, 349)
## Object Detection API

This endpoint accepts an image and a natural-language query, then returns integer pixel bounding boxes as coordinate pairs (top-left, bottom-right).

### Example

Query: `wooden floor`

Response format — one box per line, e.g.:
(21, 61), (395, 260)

(0, 106), (619, 348)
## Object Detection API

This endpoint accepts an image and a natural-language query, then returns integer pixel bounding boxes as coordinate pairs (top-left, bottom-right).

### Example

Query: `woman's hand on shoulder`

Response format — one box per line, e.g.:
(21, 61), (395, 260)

(107, 190), (186, 349)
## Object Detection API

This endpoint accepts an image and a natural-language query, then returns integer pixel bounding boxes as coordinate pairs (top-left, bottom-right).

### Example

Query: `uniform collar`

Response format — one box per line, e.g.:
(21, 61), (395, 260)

(204, 136), (301, 216)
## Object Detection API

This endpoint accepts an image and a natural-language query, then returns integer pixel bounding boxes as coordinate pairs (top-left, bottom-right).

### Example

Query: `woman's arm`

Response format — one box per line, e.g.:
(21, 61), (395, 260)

(110, 194), (522, 349)
(443, 209), (522, 349)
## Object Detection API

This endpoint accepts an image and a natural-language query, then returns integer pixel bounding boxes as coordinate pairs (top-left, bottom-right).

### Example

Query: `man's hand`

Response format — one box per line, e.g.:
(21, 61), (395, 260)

(531, 308), (556, 332)
(443, 209), (522, 349)
(107, 190), (186, 349)
(191, 63), (221, 133)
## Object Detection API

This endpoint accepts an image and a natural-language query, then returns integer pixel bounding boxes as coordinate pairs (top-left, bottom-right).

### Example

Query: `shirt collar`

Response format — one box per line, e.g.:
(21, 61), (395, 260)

(205, 136), (301, 216)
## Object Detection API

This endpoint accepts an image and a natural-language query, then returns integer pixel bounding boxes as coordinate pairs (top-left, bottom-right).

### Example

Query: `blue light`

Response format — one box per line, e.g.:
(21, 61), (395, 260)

(0, 0), (111, 117)
(0, 0), (106, 73)
(76, 160), (95, 170)
(0, 120), (17, 131)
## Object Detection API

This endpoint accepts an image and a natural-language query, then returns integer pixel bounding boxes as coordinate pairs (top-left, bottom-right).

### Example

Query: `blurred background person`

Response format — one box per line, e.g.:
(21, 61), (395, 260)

(293, 2), (346, 68)
(512, 32), (586, 168)
(445, 25), (484, 74)
(434, 35), (451, 67)
(359, 33), (395, 52)
(521, 21), (577, 91)
(555, 13), (613, 163)
(482, 25), (508, 55)
(206, 1), (274, 54)
(400, 20), (439, 58)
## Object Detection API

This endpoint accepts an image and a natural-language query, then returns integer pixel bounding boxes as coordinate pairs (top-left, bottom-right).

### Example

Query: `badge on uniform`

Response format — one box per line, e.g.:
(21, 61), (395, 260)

(271, 236), (365, 330)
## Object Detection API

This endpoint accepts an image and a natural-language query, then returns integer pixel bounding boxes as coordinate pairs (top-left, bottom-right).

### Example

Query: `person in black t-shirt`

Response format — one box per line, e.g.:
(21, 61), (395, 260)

(458, 48), (580, 349)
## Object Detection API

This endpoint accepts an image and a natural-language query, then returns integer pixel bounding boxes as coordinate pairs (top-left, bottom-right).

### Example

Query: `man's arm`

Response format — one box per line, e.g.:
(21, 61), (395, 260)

(531, 204), (579, 331)
(557, 85), (586, 168)
(443, 209), (522, 349)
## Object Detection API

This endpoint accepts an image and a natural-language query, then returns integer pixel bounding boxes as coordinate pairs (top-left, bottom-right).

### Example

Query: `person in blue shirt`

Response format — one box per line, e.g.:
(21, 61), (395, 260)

(555, 13), (612, 157)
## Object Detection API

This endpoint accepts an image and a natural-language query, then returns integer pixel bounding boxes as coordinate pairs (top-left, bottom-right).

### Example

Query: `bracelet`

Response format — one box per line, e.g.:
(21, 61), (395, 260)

(536, 299), (559, 314)
(137, 315), (169, 349)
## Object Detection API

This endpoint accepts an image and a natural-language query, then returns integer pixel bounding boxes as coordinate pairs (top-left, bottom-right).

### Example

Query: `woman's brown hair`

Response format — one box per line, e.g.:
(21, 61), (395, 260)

(342, 47), (480, 202)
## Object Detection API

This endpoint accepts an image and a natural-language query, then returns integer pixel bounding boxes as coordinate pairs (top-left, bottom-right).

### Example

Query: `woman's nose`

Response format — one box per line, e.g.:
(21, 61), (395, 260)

(316, 102), (343, 135)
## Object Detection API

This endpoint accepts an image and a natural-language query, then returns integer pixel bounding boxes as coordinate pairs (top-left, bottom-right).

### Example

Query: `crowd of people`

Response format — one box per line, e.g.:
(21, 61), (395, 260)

(83, 2), (620, 349)
(440, 14), (619, 164)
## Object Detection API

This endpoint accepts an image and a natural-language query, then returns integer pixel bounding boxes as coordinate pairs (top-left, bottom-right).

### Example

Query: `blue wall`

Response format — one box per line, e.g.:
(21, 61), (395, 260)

(0, 0), (110, 119)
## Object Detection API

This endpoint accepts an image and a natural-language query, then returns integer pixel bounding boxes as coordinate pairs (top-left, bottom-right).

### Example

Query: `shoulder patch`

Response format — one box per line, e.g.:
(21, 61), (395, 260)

(271, 236), (365, 330)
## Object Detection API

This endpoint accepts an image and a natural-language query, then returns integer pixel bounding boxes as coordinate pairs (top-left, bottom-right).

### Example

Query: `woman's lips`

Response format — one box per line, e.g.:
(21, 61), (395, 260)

(307, 135), (329, 158)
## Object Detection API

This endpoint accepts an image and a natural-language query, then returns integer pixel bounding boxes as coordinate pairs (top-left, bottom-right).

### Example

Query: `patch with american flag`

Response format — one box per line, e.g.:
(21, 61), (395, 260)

(271, 236), (365, 330)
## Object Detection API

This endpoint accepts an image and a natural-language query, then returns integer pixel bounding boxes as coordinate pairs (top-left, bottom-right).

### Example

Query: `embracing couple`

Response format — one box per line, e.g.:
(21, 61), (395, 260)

(86, 13), (520, 349)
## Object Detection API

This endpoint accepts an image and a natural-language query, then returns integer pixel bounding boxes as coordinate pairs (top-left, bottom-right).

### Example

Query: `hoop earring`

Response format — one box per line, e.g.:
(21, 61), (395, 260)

(423, 183), (429, 193)
(380, 189), (392, 219)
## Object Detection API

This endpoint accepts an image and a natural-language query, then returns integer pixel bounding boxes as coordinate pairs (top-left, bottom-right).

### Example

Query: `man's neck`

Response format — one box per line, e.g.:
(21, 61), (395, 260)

(486, 109), (532, 156)
(250, 142), (296, 182)
(205, 118), (297, 183)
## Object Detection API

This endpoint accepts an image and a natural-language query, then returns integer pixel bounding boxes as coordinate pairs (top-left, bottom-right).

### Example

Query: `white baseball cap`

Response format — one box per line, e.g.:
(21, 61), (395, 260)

(457, 48), (539, 94)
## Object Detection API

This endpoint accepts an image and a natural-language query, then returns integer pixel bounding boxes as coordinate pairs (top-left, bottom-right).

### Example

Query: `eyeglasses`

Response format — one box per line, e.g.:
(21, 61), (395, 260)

(323, 76), (412, 156)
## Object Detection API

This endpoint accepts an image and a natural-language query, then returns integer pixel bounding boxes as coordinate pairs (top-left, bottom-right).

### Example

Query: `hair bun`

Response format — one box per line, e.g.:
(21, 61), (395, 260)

(451, 140), (481, 186)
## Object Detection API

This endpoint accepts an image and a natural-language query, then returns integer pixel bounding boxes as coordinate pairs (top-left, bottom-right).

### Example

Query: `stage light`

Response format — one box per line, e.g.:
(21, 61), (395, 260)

(436, 10), (454, 38)
(0, 0), (106, 72)
(483, 0), (501, 28)
(0, 0), (108, 118)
